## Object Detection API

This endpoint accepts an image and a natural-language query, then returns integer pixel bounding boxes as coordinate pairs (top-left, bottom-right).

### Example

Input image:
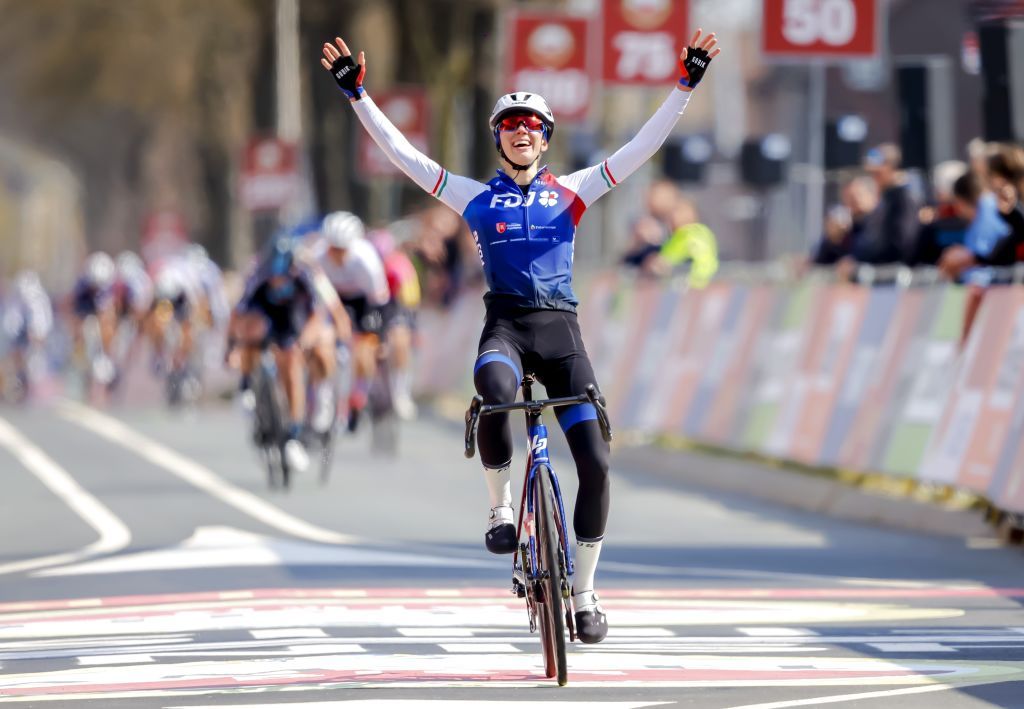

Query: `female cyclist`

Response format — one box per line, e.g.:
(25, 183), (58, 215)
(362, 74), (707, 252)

(322, 29), (719, 644)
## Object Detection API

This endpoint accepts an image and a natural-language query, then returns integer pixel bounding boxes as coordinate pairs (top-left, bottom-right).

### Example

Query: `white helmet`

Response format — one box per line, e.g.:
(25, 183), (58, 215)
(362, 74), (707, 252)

(489, 92), (555, 137)
(85, 252), (115, 289)
(13, 270), (41, 297)
(322, 211), (365, 250)
(154, 267), (184, 301)
(185, 243), (209, 266)
(116, 250), (144, 276)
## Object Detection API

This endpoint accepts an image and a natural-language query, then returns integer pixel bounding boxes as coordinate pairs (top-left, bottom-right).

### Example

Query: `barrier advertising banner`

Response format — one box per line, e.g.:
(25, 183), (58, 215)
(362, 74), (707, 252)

(877, 287), (965, 476)
(820, 287), (901, 468)
(413, 272), (1024, 514)
(699, 286), (780, 446)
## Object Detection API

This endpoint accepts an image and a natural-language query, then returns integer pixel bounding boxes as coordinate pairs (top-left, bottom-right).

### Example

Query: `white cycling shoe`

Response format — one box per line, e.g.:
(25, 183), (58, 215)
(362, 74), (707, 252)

(310, 383), (336, 433)
(283, 438), (310, 473)
(485, 505), (517, 554)
(572, 589), (608, 644)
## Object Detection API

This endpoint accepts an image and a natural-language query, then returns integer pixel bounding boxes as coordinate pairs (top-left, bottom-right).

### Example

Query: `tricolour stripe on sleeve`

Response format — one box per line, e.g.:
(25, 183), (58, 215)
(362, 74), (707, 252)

(599, 161), (618, 189)
(431, 169), (449, 198)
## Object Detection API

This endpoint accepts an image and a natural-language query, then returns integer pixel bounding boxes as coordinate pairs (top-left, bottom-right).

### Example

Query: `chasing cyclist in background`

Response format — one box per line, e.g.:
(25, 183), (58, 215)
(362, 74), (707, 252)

(70, 252), (119, 388)
(369, 226), (420, 420)
(111, 251), (153, 375)
(228, 236), (351, 472)
(323, 28), (718, 643)
(313, 211), (393, 431)
(1, 270), (53, 402)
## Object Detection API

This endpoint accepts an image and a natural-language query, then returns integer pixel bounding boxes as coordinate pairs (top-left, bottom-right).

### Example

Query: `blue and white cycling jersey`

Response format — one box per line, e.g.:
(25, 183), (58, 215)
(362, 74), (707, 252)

(352, 87), (693, 312)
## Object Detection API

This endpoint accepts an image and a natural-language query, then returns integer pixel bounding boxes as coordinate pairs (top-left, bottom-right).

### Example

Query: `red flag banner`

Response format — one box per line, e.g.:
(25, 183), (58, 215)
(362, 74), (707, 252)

(602, 0), (689, 85)
(763, 0), (879, 60)
(507, 13), (595, 122)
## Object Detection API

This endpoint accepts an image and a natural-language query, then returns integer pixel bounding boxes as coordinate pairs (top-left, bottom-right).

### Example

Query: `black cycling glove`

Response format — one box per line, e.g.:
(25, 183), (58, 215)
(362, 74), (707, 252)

(330, 54), (365, 100)
(678, 46), (712, 90)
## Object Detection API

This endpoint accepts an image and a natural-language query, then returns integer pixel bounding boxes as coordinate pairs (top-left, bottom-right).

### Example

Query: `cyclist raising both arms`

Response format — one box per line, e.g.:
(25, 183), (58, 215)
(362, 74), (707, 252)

(322, 28), (719, 644)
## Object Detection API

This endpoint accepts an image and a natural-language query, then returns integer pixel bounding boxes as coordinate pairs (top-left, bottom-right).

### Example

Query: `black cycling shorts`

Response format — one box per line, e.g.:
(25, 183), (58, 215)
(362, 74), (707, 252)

(342, 295), (395, 336)
(472, 301), (610, 541)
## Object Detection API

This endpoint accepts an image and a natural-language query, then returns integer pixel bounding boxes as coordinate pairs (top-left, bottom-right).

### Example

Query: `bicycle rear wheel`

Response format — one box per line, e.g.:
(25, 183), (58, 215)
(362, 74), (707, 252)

(534, 464), (568, 685)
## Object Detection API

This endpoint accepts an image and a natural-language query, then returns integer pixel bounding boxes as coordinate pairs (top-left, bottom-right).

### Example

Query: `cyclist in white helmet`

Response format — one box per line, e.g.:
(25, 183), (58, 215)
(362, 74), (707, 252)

(1, 270), (53, 401)
(71, 252), (119, 387)
(312, 210), (392, 431)
(146, 258), (203, 381)
(322, 28), (719, 644)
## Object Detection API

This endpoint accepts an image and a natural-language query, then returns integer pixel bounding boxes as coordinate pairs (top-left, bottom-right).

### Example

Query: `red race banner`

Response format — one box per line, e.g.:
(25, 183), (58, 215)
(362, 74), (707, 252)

(507, 13), (594, 121)
(602, 0), (689, 85)
(240, 137), (299, 211)
(763, 0), (879, 59)
(359, 88), (429, 178)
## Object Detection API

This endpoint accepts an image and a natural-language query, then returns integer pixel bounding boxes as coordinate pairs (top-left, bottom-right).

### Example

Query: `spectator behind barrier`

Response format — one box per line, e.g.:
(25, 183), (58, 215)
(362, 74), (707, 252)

(813, 176), (877, 266)
(646, 179), (682, 240)
(621, 215), (669, 277)
(855, 143), (920, 265)
(910, 160), (969, 266)
(659, 198), (719, 288)
(985, 144), (1024, 264)
(938, 171), (1012, 280)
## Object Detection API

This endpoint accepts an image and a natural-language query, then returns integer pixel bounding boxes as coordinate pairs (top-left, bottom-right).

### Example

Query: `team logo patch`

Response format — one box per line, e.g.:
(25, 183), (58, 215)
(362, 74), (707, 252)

(497, 222), (508, 233)
(539, 190), (559, 207)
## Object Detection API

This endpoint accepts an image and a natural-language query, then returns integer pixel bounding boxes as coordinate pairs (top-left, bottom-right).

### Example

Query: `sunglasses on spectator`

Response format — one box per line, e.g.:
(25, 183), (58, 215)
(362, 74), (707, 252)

(496, 114), (546, 133)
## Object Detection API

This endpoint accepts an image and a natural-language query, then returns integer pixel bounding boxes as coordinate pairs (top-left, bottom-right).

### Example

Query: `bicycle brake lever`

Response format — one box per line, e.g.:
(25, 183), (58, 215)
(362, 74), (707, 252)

(585, 384), (613, 443)
(464, 395), (483, 458)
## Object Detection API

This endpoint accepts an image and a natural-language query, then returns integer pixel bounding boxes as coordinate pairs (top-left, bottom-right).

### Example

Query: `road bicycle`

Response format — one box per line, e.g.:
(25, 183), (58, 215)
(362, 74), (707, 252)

(251, 349), (292, 489)
(464, 375), (611, 686)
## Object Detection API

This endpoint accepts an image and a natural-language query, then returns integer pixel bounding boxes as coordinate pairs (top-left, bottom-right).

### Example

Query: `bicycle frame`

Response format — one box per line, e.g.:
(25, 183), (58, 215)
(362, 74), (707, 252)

(518, 378), (575, 584)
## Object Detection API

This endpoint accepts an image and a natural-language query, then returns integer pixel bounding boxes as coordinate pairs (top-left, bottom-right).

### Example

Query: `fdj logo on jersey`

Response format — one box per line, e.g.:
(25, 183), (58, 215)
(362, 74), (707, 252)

(488, 190), (560, 209)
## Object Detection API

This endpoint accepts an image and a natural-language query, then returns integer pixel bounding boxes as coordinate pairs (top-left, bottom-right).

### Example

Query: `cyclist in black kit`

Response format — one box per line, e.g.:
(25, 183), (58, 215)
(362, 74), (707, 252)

(322, 27), (719, 644)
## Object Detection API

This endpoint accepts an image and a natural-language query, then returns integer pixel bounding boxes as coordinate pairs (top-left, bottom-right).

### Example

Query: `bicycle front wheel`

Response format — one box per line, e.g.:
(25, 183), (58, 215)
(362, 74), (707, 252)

(535, 464), (568, 685)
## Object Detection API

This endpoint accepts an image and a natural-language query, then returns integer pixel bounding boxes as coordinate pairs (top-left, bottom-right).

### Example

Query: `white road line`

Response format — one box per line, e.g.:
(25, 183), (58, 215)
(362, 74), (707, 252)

(249, 629), (328, 640)
(866, 642), (956, 653)
(58, 401), (357, 546)
(170, 702), (673, 709)
(725, 682), (971, 708)
(0, 417), (131, 576)
(738, 628), (818, 637)
(440, 643), (521, 653)
(77, 654), (154, 666)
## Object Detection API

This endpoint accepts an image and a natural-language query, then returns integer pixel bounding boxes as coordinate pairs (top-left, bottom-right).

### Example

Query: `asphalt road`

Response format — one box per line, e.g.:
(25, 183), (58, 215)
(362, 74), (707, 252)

(1, 399), (1024, 708)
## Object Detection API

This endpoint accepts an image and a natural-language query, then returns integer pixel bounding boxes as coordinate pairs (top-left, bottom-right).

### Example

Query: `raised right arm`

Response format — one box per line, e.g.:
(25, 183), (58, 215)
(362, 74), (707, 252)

(321, 37), (485, 214)
(351, 96), (485, 213)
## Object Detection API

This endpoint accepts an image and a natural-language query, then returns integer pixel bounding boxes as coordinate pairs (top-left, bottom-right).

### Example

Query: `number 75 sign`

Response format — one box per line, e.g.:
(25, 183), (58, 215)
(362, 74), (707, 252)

(763, 0), (879, 59)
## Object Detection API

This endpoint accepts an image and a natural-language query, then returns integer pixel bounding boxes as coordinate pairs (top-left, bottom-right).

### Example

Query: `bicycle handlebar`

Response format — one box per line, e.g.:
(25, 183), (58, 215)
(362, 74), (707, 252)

(463, 385), (613, 459)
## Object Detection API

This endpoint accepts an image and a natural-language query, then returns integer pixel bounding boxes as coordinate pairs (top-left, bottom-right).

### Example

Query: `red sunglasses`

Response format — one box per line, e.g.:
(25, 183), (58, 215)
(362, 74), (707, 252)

(496, 113), (546, 133)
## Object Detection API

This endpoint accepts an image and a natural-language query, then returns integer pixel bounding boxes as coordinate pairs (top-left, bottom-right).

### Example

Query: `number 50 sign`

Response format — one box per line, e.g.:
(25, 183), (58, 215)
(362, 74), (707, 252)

(763, 0), (878, 59)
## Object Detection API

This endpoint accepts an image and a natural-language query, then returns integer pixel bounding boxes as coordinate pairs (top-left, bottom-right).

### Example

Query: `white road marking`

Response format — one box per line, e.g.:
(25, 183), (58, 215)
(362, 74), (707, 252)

(0, 416), (131, 576)
(866, 642), (956, 653)
(398, 628), (475, 637)
(36, 526), (488, 577)
(250, 628), (328, 639)
(77, 654), (154, 666)
(170, 703), (672, 709)
(724, 682), (972, 708)
(738, 628), (817, 637)
(58, 401), (357, 545)
(35, 522), (487, 577)
(440, 643), (521, 653)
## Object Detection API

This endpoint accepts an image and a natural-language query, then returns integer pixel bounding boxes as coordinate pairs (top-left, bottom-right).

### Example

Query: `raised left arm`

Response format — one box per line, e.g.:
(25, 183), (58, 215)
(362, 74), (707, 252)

(559, 29), (719, 209)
